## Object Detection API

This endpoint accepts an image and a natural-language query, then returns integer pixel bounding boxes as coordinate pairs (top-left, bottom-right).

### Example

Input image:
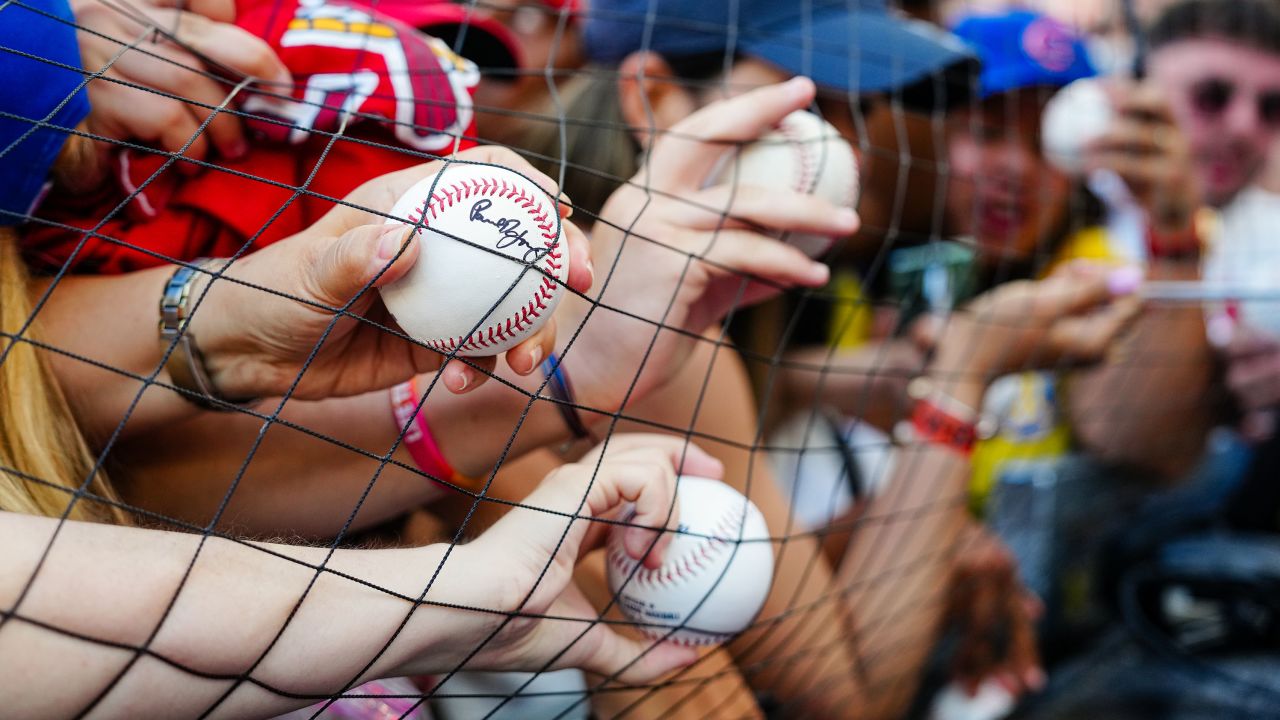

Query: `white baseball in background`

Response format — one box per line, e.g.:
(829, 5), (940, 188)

(380, 163), (567, 357)
(607, 475), (774, 646)
(708, 109), (859, 258)
(1042, 77), (1114, 175)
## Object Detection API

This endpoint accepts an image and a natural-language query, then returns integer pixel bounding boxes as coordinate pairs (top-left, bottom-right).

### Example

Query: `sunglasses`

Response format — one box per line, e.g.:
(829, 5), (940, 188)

(1189, 77), (1280, 128)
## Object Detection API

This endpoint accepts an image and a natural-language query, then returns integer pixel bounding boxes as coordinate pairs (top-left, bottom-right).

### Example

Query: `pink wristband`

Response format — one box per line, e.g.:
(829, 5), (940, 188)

(390, 378), (457, 487)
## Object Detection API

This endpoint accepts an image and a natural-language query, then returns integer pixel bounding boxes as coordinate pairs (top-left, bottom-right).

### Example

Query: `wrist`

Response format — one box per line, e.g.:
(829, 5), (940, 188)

(926, 350), (994, 409)
(160, 259), (263, 408)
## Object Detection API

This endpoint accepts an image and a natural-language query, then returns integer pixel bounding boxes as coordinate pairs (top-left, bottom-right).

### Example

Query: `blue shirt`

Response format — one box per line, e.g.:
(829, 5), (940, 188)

(0, 0), (91, 224)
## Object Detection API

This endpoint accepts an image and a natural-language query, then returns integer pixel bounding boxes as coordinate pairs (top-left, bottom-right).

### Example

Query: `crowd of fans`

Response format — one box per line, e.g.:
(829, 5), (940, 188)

(2, 0), (1278, 717)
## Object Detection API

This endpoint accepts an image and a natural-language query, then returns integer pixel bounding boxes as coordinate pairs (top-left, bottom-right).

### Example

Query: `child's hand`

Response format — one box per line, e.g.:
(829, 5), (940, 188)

(453, 434), (723, 683)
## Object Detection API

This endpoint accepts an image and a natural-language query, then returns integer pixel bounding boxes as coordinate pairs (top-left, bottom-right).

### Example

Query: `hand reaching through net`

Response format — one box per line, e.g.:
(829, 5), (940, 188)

(0, 435), (719, 717)
(182, 146), (594, 400)
(570, 77), (855, 411)
(448, 434), (724, 683)
(930, 261), (1145, 396)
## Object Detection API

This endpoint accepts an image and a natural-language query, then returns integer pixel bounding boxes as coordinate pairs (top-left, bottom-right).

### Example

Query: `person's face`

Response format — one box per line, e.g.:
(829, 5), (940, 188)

(945, 89), (1072, 265)
(1150, 38), (1280, 207)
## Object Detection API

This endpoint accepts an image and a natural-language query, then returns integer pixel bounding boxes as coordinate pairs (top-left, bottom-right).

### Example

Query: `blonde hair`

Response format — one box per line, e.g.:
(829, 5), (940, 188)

(522, 68), (639, 219)
(0, 226), (127, 524)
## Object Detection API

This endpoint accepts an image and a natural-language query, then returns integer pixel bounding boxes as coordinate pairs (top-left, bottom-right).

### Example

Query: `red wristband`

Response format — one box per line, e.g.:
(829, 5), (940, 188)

(903, 377), (996, 456)
(390, 378), (457, 487)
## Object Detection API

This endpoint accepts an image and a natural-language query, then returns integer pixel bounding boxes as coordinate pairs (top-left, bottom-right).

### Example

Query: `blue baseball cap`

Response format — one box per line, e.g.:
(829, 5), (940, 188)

(950, 10), (1097, 98)
(582, 0), (978, 108)
(0, 0), (90, 225)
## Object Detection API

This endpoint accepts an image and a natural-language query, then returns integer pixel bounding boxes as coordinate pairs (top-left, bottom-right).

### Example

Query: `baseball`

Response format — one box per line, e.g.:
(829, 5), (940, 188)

(708, 109), (859, 258)
(607, 475), (774, 646)
(379, 163), (567, 357)
(1042, 77), (1114, 175)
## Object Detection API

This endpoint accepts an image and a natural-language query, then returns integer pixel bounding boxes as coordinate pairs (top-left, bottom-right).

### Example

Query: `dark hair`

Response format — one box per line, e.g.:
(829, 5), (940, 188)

(1149, 0), (1280, 54)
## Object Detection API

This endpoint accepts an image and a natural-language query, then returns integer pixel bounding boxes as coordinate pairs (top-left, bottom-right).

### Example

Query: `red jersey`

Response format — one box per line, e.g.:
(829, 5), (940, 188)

(23, 0), (480, 274)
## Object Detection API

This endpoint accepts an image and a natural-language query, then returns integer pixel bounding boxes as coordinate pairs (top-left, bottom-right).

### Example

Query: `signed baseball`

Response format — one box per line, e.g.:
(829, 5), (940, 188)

(379, 163), (567, 357)
(607, 476), (774, 646)
(708, 109), (859, 258)
(1042, 78), (1114, 175)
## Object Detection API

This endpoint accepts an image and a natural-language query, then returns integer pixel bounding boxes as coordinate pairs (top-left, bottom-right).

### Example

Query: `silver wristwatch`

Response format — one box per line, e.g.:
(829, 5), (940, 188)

(159, 259), (258, 411)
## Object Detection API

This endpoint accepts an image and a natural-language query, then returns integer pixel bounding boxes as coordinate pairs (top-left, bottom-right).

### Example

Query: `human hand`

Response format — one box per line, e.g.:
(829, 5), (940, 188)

(930, 262), (1143, 394)
(946, 524), (1044, 699)
(71, 0), (290, 182)
(441, 434), (724, 682)
(575, 77), (855, 410)
(1218, 321), (1280, 442)
(188, 145), (593, 399)
(1083, 81), (1201, 234)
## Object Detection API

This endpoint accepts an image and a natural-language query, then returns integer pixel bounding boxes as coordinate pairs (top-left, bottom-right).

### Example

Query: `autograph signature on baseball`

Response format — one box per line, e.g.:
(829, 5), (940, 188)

(469, 199), (550, 263)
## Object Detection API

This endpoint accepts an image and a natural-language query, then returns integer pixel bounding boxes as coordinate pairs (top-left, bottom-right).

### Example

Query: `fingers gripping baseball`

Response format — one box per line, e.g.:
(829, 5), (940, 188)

(645, 77), (817, 191)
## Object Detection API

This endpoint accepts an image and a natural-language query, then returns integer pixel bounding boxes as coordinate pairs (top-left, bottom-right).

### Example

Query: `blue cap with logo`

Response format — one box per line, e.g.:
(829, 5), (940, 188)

(582, 0), (978, 106)
(950, 10), (1097, 98)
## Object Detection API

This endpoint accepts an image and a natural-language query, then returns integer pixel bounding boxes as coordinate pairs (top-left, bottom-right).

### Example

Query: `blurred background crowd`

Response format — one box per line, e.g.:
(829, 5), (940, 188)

(2, 0), (1279, 718)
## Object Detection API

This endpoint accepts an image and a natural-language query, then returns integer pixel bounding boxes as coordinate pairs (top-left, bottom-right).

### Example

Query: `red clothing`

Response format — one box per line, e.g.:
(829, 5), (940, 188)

(23, 0), (479, 274)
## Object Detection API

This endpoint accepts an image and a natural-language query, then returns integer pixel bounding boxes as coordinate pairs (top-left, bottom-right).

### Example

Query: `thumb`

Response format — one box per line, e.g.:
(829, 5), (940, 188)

(576, 625), (699, 685)
(310, 224), (421, 304)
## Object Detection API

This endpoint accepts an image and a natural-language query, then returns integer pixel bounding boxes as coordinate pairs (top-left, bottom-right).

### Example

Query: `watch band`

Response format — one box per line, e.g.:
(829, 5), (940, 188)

(159, 259), (259, 411)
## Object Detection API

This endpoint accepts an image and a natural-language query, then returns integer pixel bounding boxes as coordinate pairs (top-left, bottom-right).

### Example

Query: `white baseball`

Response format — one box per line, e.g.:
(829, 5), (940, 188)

(379, 163), (567, 357)
(708, 109), (859, 258)
(607, 476), (774, 646)
(1042, 78), (1114, 175)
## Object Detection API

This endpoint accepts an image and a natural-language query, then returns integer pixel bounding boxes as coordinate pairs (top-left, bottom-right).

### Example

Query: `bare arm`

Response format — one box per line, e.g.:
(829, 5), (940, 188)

(1, 438), (716, 718)
(1067, 259), (1214, 479)
(834, 267), (1140, 716)
(0, 511), (473, 719)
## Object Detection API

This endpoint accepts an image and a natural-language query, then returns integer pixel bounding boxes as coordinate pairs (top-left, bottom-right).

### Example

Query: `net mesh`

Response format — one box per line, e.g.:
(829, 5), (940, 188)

(3, 0), (1279, 718)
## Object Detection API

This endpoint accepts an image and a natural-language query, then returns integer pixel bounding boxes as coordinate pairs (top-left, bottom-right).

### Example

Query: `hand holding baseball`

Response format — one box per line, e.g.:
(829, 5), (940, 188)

(452, 435), (725, 682)
(576, 78), (856, 409)
(1081, 81), (1202, 234)
(185, 146), (593, 400)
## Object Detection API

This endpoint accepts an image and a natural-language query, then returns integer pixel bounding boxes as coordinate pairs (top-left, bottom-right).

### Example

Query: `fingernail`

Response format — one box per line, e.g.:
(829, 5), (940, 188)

(526, 345), (543, 374)
(809, 262), (830, 285)
(378, 226), (404, 261)
(626, 527), (649, 558)
(228, 139), (248, 160)
(1107, 265), (1142, 296)
(787, 76), (813, 97)
(1206, 312), (1235, 349)
(453, 369), (470, 392)
(1025, 667), (1047, 691)
(835, 207), (858, 230)
(585, 256), (595, 286)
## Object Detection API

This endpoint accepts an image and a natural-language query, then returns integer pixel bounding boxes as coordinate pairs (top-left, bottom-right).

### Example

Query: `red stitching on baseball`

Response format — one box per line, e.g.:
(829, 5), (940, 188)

(778, 115), (819, 196)
(403, 173), (563, 354)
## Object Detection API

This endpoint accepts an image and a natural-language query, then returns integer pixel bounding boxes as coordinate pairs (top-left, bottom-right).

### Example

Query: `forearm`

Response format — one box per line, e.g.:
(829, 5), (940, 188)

(33, 270), (206, 442)
(779, 343), (914, 433)
(0, 511), (484, 719)
(1069, 261), (1213, 478)
(112, 370), (587, 537)
(832, 380), (980, 718)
